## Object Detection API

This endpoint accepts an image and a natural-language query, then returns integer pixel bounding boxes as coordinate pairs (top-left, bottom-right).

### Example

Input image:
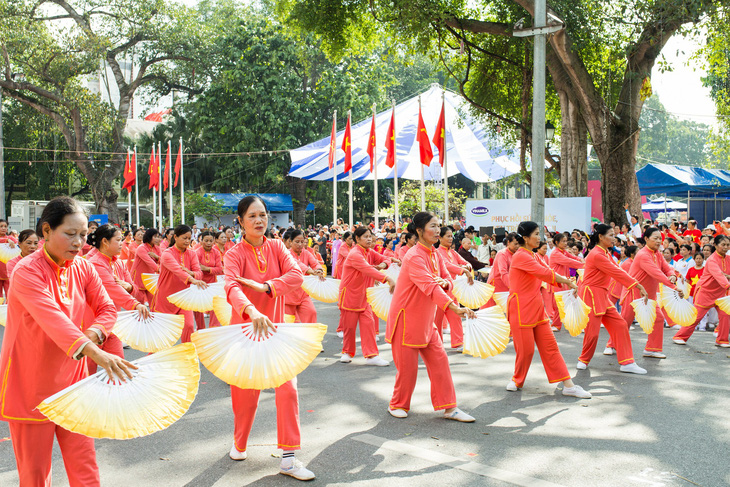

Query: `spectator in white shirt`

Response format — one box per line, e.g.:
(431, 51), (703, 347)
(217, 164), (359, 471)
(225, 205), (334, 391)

(673, 244), (694, 278)
(624, 203), (642, 239)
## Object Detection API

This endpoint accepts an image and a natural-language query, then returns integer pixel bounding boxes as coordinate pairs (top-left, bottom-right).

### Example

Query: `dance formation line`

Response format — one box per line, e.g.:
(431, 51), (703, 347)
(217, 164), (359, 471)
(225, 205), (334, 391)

(0, 195), (728, 485)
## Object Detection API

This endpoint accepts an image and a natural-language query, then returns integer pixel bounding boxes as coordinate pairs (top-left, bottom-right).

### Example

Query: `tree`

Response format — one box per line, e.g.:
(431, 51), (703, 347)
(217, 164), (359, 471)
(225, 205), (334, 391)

(378, 181), (467, 220)
(276, 0), (728, 223)
(0, 0), (210, 222)
(184, 192), (226, 226)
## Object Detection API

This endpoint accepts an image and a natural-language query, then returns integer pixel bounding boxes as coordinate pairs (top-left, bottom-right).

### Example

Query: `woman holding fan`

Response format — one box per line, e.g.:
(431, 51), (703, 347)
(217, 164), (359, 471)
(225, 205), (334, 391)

(195, 230), (225, 329)
(284, 229), (323, 323)
(130, 228), (163, 304)
(435, 226), (473, 350)
(548, 233), (585, 331)
(6, 229), (39, 277)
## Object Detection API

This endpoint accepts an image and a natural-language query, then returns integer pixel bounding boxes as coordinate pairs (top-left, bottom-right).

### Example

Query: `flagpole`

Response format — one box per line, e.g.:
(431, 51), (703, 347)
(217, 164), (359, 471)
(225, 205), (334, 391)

(419, 97), (425, 212)
(168, 140), (173, 226)
(127, 148), (132, 229)
(134, 146), (140, 227)
(392, 100), (399, 227)
(152, 147), (157, 229)
(180, 137), (185, 225)
(332, 110), (337, 226)
(347, 110), (354, 229)
(372, 104), (378, 230)
(158, 141), (163, 229)
(442, 91), (449, 223)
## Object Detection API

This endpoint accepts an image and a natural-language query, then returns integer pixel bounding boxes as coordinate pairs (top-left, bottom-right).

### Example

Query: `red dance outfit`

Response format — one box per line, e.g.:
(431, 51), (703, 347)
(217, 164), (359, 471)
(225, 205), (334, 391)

(674, 251), (730, 345)
(194, 246), (224, 329)
(151, 245), (203, 343)
(0, 235), (18, 299)
(507, 248), (570, 388)
(338, 245), (389, 358)
(285, 248), (321, 323)
(130, 243), (161, 304)
(484, 247), (514, 307)
(434, 245), (468, 348)
(0, 249), (116, 487)
(386, 243), (457, 412)
(224, 237), (304, 453)
(332, 242), (352, 279)
(548, 248), (584, 330)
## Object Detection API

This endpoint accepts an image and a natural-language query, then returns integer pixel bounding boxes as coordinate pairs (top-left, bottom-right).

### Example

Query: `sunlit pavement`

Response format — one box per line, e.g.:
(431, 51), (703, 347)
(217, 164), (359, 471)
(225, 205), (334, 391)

(1, 303), (728, 486)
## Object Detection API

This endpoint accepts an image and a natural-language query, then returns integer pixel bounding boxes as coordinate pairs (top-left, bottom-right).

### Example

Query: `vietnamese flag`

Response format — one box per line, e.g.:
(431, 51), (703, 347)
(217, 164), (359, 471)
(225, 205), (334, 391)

(367, 113), (376, 172)
(385, 110), (396, 168)
(341, 112), (352, 174)
(432, 100), (446, 166)
(328, 116), (336, 170)
(417, 107), (433, 165)
(148, 145), (158, 190)
(174, 144), (182, 187)
(122, 151), (135, 193)
(163, 145), (171, 191)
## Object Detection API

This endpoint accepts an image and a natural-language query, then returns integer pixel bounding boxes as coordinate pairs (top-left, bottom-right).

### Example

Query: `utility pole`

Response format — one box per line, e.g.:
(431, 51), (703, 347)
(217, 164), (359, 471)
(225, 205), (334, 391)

(0, 86), (5, 220)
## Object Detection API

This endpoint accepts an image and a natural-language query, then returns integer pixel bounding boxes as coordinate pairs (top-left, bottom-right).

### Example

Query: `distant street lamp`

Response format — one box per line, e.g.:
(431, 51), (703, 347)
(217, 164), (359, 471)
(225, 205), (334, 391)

(545, 121), (556, 145)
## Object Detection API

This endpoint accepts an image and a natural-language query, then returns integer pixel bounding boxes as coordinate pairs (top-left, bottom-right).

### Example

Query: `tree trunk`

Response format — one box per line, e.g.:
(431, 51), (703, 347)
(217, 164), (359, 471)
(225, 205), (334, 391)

(88, 168), (121, 222)
(598, 123), (641, 225)
(558, 90), (588, 197)
(289, 176), (308, 227)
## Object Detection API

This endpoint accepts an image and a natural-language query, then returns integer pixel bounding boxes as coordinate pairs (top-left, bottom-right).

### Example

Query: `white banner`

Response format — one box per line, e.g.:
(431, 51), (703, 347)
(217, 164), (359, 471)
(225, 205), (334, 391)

(465, 197), (592, 233)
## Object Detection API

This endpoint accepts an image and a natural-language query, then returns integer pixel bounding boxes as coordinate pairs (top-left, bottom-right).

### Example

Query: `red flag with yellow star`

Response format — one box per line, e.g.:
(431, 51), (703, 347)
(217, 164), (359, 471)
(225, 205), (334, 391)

(328, 116), (336, 170)
(385, 110), (396, 169)
(432, 100), (446, 166)
(122, 151), (135, 193)
(341, 113), (352, 174)
(417, 107), (433, 165)
(367, 113), (376, 172)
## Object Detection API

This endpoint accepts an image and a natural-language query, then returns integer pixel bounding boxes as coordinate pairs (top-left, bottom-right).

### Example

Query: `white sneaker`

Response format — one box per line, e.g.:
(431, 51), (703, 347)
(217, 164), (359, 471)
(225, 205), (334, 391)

(340, 353), (352, 363)
(443, 408), (475, 422)
(229, 444), (247, 461)
(365, 355), (389, 367)
(389, 408), (408, 418)
(452, 346), (463, 352)
(715, 342), (730, 348)
(714, 331), (719, 338)
(375, 334), (380, 342)
(673, 338), (686, 345)
(280, 457), (315, 481)
(562, 384), (592, 399)
(603, 347), (615, 356)
(576, 362), (587, 370)
(336, 331), (344, 338)
(643, 350), (666, 359)
(620, 362), (647, 374)
(506, 380), (519, 392)
(551, 326), (559, 332)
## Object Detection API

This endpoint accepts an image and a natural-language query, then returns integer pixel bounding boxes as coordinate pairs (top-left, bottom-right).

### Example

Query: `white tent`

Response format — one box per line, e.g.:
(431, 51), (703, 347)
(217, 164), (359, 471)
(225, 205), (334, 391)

(642, 197), (687, 211)
(288, 84), (522, 182)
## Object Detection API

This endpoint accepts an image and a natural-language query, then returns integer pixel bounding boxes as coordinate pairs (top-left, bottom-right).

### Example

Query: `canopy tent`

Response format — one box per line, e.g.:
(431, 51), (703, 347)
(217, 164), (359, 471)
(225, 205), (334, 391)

(288, 84), (522, 183)
(636, 163), (730, 196)
(641, 197), (687, 211)
(205, 193), (314, 212)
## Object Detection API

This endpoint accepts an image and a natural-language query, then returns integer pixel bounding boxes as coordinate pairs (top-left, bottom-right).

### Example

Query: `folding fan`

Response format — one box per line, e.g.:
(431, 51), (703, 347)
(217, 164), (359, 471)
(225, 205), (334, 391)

(630, 298), (658, 334)
(655, 285), (664, 308)
(366, 284), (393, 321)
(462, 306), (510, 359)
(212, 295), (233, 326)
(113, 310), (185, 353)
(477, 267), (490, 276)
(553, 290), (591, 336)
(715, 295), (730, 314)
(301, 276), (340, 303)
(167, 281), (225, 312)
(217, 274), (225, 284)
(141, 273), (159, 295)
(492, 292), (509, 314)
(0, 304), (6, 327)
(284, 314), (296, 323)
(576, 268), (584, 281)
(381, 264), (401, 282)
(659, 286), (697, 327)
(191, 322), (327, 390)
(452, 275), (494, 309)
(0, 243), (20, 264)
(675, 279), (691, 298)
(37, 343), (200, 440)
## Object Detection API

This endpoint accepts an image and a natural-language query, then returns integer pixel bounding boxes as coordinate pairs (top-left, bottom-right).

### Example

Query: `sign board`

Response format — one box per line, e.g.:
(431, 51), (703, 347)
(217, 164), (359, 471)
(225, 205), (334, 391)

(465, 197), (592, 233)
(89, 214), (109, 225)
(7, 217), (23, 231)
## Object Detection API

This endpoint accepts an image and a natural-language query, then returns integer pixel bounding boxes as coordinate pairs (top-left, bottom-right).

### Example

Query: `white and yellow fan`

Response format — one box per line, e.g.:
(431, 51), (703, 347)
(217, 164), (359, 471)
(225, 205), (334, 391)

(0, 304), (6, 327)
(659, 286), (697, 327)
(216, 274), (225, 284)
(212, 295), (233, 326)
(715, 295), (730, 314)
(462, 306), (510, 358)
(630, 298), (657, 334)
(366, 284), (393, 321)
(675, 279), (691, 298)
(452, 275), (495, 309)
(191, 322), (327, 390)
(554, 290), (591, 336)
(167, 282), (225, 313)
(284, 314), (296, 323)
(114, 310), (185, 353)
(0, 243), (20, 264)
(576, 268), (584, 281)
(301, 276), (340, 303)
(655, 285), (664, 308)
(141, 273), (159, 295)
(37, 343), (200, 440)
(381, 263), (401, 282)
(492, 292), (509, 314)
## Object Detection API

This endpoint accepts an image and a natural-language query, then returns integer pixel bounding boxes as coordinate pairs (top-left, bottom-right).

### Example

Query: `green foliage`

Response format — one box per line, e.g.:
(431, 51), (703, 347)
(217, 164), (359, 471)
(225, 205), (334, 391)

(378, 180), (467, 220)
(184, 193), (226, 226)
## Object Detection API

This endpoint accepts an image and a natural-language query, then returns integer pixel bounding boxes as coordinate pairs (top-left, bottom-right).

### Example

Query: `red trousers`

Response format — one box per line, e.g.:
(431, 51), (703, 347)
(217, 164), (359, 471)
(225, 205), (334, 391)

(285, 299), (317, 323)
(510, 321), (571, 388)
(194, 311), (220, 330)
(620, 301), (666, 351)
(87, 333), (124, 375)
(0, 279), (8, 300)
(434, 307), (463, 348)
(9, 421), (99, 487)
(231, 378), (300, 452)
(178, 309), (195, 343)
(389, 325), (456, 412)
(141, 290), (154, 305)
(674, 305), (730, 345)
(548, 290), (562, 330)
(340, 306), (379, 357)
(579, 306), (635, 365)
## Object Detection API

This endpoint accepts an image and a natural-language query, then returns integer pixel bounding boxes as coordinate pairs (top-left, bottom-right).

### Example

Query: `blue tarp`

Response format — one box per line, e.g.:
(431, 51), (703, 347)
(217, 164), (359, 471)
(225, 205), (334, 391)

(205, 193), (314, 212)
(636, 163), (730, 196)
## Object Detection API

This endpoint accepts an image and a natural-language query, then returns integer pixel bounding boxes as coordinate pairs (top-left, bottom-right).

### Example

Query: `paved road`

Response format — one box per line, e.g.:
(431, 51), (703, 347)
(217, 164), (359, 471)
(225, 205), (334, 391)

(1, 302), (729, 486)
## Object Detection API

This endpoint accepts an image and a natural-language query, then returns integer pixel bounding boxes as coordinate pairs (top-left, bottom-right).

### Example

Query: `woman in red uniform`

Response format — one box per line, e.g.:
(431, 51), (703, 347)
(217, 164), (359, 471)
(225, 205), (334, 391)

(284, 229), (322, 323)
(194, 230), (224, 330)
(160, 228), (174, 251)
(620, 227), (682, 359)
(125, 228), (144, 271)
(396, 232), (416, 260)
(151, 225), (207, 343)
(434, 226), (472, 350)
(223, 196), (314, 481)
(534, 241), (554, 317)
(130, 228), (163, 304)
(673, 234), (730, 348)
(223, 226), (236, 252)
(0, 219), (19, 298)
(332, 231), (353, 279)
(576, 224), (649, 374)
(548, 233), (584, 331)
(383, 239), (396, 259)
(603, 245), (638, 355)
(215, 230), (228, 258)
(7, 230), (39, 277)
(386, 212), (477, 421)
(338, 227), (396, 366)
(120, 230), (132, 261)
(0, 196), (135, 487)
(484, 234), (519, 307)
(506, 221), (591, 398)
(87, 224), (150, 373)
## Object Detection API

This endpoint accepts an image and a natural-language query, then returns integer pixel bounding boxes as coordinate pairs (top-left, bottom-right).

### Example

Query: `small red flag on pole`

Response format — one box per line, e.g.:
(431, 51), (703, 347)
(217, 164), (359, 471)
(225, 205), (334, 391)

(328, 117), (337, 170)
(432, 100), (446, 166)
(163, 145), (171, 191)
(174, 144), (182, 187)
(367, 113), (376, 172)
(385, 110), (396, 169)
(148, 145), (158, 190)
(341, 113), (352, 174)
(417, 106), (433, 165)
